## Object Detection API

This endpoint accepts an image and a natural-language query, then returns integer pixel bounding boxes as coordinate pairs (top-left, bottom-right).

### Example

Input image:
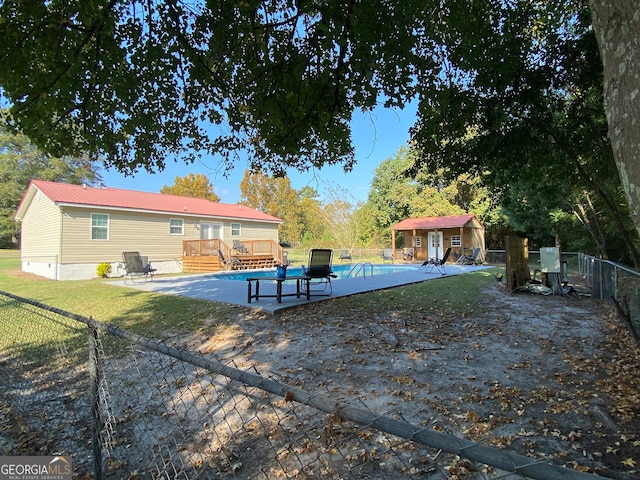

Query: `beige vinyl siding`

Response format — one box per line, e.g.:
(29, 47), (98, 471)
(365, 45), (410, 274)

(223, 221), (279, 242)
(60, 208), (199, 263)
(20, 191), (62, 258)
(59, 207), (280, 264)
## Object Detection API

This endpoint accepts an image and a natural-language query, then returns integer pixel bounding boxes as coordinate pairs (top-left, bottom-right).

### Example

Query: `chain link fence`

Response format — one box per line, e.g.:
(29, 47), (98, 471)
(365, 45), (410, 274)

(578, 254), (640, 340)
(0, 290), (609, 480)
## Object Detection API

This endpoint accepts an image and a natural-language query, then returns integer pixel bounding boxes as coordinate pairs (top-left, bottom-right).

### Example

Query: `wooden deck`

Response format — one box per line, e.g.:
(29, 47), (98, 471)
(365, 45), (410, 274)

(182, 239), (283, 273)
(182, 254), (278, 273)
(182, 256), (224, 273)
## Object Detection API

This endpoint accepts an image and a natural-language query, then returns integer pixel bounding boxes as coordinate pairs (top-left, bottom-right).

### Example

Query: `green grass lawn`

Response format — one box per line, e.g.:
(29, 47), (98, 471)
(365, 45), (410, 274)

(0, 248), (501, 371)
(0, 249), (501, 339)
(0, 250), (237, 339)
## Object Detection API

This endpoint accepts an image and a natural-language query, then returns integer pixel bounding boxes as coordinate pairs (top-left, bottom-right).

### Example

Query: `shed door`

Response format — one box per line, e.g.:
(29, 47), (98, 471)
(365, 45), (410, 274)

(428, 231), (444, 260)
(200, 223), (222, 240)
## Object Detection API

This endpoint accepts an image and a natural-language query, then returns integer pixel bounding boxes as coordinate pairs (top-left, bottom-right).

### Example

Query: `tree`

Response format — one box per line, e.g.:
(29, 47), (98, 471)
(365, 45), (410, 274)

(239, 171), (301, 243)
(408, 0), (640, 264)
(590, 0), (640, 246)
(1, 0), (639, 243)
(0, 121), (100, 247)
(160, 173), (220, 202)
(368, 147), (422, 231)
(320, 186), (364, 251)
(367, 146), (493, 244)
(297, 187), (327, 247)
(0, 0), (432, 176)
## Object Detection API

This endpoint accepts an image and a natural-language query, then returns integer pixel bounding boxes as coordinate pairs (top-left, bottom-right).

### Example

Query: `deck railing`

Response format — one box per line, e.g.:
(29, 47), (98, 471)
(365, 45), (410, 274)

(238, 239), (282, 258)
(183, 239), (225, 257)
(182, 239), (284, 266)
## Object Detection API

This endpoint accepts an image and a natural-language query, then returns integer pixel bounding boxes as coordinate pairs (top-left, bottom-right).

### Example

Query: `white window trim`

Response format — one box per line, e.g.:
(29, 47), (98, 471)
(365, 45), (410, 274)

(231, 222), (241, 236)
(451, 235), (462, 247)
(414, 236), (422, 248)
(170, 218), (184, 235)
(91, 213), (109, 241)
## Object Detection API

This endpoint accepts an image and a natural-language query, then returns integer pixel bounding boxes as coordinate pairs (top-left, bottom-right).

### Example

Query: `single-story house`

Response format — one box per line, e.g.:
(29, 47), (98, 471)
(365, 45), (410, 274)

(14, 180), (283, 280)
(391, 214), (485, 262)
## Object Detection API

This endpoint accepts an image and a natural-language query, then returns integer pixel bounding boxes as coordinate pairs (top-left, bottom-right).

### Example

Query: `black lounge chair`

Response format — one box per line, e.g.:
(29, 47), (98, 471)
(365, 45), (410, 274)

(421, 247), (451, 276)
(458, 247), (481, 265)
(122, 251), (156, 284)
(302, 249), (337, 295)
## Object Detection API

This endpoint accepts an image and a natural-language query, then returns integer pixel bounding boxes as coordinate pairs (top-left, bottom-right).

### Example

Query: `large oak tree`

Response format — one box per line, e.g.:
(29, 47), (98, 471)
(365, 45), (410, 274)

(589, 0), (640, 244)
(1, 0), (638, 239)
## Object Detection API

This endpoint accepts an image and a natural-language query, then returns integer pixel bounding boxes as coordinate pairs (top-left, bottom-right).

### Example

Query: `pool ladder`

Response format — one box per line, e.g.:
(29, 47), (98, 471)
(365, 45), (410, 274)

(347, 262), (374, 278)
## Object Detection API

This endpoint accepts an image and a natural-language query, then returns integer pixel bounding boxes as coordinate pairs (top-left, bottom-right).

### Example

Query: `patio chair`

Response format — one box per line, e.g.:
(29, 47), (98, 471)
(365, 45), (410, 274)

(402, 248), (414, 261)
(218, 250), (244, 270)
(381, 248), (394, 263)
(122, 251), (156, 284)
(339, 249), (352, 262)
(232, 240), (249, 254)
(458, 247), (481, 265)
(420, 247), (451, 276)
(302, 248), (337, 295)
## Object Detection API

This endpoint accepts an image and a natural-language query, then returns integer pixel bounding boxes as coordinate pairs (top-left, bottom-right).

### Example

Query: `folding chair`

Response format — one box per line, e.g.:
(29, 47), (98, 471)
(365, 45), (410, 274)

(421, 247), (451, 276)
(122, 251), (156, 284)
(302, 249), (337, 295)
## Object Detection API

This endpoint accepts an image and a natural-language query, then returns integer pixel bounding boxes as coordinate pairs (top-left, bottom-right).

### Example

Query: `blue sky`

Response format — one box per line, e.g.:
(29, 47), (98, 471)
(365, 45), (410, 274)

(100, 102), (418, 204)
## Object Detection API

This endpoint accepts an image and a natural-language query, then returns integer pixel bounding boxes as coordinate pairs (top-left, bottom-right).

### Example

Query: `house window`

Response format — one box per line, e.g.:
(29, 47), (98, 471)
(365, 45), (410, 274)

(414, 236), (422, 248)
(451, 235), (462, 247)
(170, 218), (184, 235)
(91, 213), (109, 240)
(231, 223), (241, 236)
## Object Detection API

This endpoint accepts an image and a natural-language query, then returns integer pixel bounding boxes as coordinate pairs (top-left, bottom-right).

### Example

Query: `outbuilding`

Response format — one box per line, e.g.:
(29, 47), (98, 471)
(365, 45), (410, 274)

(391, 214), (485, 262)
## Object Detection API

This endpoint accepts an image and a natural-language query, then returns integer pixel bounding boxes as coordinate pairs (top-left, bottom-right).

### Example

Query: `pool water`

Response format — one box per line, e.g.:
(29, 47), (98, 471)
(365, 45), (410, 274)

(210, 263), (419, 281)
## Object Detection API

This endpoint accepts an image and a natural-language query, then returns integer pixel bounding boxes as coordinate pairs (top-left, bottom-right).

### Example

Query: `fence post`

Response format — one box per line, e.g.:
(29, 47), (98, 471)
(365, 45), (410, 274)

(88, 324), (103, 480)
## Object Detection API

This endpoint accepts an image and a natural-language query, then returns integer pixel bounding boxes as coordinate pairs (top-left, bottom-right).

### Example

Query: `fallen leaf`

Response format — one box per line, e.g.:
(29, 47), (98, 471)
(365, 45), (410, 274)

(622, 458), (637, 468)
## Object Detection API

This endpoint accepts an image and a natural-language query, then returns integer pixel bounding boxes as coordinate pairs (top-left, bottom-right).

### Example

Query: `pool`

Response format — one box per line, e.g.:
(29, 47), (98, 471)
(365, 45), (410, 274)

(209, 263), (420, 281)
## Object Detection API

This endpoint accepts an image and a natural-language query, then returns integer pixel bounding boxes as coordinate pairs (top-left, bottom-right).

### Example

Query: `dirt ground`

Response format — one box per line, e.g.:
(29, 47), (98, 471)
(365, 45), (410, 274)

(1, 276), (639, 479)
(190, 281), (640, 479)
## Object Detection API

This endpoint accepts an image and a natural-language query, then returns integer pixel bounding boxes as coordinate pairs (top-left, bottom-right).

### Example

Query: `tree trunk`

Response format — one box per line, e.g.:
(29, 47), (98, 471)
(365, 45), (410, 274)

(590, 1), (640, 242)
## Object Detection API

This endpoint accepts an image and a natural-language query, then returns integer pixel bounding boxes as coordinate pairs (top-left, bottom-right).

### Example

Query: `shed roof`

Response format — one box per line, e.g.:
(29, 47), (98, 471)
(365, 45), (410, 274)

(392, 214), (481, 230)
(15, 180), (283, 223)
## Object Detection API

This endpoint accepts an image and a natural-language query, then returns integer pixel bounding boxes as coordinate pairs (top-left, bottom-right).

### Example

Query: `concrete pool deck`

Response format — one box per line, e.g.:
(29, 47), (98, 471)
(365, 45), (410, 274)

(108, 264), (493, 314)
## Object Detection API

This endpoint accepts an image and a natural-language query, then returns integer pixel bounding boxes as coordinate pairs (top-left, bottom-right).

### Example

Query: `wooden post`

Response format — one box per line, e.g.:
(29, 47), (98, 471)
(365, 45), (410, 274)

(505, 235), (529, 291)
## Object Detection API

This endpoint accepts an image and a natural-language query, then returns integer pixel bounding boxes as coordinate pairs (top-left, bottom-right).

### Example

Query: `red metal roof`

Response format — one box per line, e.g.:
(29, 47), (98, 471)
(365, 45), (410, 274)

(16, 180), (282, 223)
(392, 214), (480, 230)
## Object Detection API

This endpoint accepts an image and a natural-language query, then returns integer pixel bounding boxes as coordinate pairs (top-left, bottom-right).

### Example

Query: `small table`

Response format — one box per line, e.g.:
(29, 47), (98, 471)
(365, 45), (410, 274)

(246, 276), (311, 304)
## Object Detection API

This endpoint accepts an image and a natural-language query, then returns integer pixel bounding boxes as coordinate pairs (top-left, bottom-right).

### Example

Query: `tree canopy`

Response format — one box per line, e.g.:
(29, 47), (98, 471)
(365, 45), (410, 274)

(1, 0), (638, 244)
(0, 0), (433, 176)
(0, 121), (101, 247)
(367, 146), (496, 246)
(160, 173), (220, 202)
(406, 0), (639, 264)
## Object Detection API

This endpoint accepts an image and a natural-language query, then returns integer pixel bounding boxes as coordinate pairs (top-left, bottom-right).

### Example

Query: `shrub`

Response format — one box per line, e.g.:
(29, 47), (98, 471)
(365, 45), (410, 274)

(97, 262), (112, 278)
